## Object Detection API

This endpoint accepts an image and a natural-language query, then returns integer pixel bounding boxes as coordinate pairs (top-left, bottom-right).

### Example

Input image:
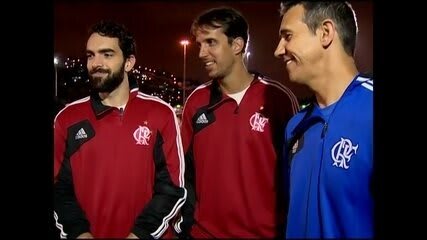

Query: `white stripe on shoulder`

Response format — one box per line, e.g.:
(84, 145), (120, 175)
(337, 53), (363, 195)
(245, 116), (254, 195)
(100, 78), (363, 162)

(259, 78), (300, 114)
(130, 86), (139, 93)
(356, 75), (373, 91)
(356, 76), (373, 85)
(362, 82), (373, 91)
(54, 96), (90, 124)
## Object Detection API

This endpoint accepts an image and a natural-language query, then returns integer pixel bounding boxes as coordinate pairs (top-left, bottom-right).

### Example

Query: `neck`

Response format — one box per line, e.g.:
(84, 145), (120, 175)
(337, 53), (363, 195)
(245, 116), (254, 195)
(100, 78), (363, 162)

(99, 76), (130, 108)
(311, 54), (358, 108)
(218, 59), (253, 94)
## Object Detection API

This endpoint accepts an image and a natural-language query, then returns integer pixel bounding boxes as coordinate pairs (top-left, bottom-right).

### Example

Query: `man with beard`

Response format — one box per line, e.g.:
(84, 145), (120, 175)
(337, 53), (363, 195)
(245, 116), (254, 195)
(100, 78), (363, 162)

(53, 20), (186, 239)
(174, 7), (299, 239)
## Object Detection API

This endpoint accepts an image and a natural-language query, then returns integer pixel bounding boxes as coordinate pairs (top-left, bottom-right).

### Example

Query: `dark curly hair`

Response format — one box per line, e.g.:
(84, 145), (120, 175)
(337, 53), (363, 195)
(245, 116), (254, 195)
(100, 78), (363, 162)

(89, 20), (136, 58)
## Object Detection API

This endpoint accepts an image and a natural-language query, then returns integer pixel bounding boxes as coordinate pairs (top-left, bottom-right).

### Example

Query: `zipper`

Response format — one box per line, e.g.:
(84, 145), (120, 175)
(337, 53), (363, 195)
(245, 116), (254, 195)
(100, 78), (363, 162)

(321, 122), (328, 138)
(119, 107), (124, 122)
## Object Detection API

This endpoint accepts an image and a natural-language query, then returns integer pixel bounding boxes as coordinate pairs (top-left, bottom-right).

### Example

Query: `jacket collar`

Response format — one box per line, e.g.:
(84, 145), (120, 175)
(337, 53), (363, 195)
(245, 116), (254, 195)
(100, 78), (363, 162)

(90, 77), (139, 117)
(291, 73), (372, 136)
(207, 73), (260, 111)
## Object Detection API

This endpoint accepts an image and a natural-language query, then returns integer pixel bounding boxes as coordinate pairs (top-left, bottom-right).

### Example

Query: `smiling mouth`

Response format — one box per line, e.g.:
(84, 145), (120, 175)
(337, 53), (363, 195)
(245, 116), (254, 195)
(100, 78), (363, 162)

(92, 72), (108, 77)
(285, 59), (293, 65)
(204, 61), (214, 66)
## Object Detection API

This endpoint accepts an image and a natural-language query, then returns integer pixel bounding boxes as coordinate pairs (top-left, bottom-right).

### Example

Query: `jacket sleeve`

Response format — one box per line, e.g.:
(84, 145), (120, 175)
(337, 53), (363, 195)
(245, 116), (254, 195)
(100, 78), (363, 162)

(132, 108), (187, 239)
(53, 119), (90, 239)
(272, 84), (300, 237)
(173, 102), (196, 239)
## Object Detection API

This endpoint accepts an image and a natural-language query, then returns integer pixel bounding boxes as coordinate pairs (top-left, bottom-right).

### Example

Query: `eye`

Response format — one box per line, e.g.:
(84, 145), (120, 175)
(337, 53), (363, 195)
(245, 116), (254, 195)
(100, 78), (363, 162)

(104, 53), (113, 58)
(284, 33), (292, 41)
(206, 39), (216, 46)
(86, 53), (93, 60)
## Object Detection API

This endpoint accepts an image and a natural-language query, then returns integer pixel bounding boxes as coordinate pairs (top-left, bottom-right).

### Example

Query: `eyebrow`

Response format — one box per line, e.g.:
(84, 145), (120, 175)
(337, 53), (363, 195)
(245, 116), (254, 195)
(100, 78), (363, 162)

(204, 37), (216, 42)
(279, 28), (291, 36)
(195, 37), (215, 45)
(86, 48), (116, 54)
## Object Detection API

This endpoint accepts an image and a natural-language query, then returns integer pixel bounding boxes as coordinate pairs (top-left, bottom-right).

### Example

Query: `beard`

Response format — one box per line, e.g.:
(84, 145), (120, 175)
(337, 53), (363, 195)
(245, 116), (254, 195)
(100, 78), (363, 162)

(89, 63), (125, 93)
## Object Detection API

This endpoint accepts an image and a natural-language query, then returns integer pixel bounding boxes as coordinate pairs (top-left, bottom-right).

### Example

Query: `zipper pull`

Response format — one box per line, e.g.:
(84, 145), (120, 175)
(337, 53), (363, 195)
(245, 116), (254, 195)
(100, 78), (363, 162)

(321, 122), (328, 138)
(119, 107), (124, 121)
(234, 106), (239, 114)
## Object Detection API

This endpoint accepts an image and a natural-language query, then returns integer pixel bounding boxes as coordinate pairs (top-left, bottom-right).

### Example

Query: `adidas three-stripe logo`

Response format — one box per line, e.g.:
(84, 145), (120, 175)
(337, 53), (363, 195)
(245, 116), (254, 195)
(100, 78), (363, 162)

(75, 128), (88, 140)
(196, 113), (209, 124)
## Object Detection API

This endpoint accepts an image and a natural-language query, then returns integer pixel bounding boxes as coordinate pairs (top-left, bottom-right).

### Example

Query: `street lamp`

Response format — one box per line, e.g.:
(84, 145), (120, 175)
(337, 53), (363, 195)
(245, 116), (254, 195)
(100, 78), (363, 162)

(54, 57), (59, 98)
(180, 39), (189, 104)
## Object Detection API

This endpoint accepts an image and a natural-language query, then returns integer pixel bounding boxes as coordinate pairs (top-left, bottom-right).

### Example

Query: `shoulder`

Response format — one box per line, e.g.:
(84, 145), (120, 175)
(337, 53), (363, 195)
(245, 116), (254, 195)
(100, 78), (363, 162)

(182, 81), (212, 113)
(285, 105), (312, 133)
(346, 75), (373, 109)
(54, 96), (91, 125)
(256, 75), (300, 113)
(135, 92), (176, 116)
(354, 74), (374, 94)
(186, 81), (212, 104)
(257, 76), (294, 95)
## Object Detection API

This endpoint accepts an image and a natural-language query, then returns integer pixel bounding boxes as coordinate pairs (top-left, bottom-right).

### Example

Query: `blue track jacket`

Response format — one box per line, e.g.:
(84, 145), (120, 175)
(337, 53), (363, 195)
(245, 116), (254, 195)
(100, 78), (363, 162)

(284, 74), (373, 238)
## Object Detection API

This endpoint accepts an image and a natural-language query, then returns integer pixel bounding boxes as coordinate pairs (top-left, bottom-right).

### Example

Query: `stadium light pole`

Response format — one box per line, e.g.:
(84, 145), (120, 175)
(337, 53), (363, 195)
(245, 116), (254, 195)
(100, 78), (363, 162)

(180, 40), (189, 104)
(54, 57), (59, 98)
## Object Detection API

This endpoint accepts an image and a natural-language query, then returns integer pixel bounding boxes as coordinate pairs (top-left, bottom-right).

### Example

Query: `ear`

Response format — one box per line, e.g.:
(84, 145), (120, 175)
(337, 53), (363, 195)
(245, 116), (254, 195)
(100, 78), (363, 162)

(231, 37), (245, 55)
(125, 55), (136, 72)
(319, 19), (335, 49)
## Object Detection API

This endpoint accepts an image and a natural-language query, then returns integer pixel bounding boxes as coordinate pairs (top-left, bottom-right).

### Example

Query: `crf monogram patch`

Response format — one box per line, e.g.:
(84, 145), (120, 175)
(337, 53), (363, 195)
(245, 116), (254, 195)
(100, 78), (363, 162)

(331, 137), (358, 169)
(133, 125), (151, 145)
(249, 112), (269, 132)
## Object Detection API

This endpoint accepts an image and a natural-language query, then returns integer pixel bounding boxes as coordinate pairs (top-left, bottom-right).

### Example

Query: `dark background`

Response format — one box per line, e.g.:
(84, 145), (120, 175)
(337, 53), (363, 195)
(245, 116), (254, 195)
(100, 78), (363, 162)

(54, 0), (372, 99)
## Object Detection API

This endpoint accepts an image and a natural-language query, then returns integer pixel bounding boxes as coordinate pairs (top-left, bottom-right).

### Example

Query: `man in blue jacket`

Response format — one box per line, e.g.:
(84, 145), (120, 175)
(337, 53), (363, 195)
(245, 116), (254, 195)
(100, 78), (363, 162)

(274, 1), (373, 238)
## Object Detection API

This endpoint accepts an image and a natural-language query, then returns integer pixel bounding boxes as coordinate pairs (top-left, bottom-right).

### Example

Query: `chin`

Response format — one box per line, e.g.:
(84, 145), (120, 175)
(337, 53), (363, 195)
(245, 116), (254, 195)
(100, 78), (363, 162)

(208, 70), (224, 79)
(289, 78), (301, 84)
(207, 72), (217, 79)
(290, 77), (306, 86)
(288, 72), (302, 83)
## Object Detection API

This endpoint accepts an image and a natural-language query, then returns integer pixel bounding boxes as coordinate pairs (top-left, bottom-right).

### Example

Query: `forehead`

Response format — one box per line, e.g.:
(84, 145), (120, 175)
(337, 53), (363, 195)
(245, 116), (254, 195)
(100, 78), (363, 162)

(194, 26), (225, 42)
(280, 5), (305, 29)
(86, 33), (121, 52)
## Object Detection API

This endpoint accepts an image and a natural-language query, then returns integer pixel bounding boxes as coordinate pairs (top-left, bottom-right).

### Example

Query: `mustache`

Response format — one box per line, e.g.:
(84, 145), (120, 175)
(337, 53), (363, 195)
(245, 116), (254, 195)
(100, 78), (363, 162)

(89, 68), (110, 75)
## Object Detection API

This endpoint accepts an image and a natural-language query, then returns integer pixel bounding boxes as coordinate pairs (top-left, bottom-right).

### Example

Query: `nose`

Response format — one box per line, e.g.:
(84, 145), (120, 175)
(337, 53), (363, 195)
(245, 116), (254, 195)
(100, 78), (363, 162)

(274, 38), (286, 58)
(198, 45), (208, 59)
(89, 55), (104, 69)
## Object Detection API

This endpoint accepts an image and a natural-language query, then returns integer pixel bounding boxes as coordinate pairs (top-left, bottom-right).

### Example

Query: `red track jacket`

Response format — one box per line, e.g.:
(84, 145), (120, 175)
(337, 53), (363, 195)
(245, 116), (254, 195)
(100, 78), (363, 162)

(53, 79), (186, 239)
(175, 74), (298, 238)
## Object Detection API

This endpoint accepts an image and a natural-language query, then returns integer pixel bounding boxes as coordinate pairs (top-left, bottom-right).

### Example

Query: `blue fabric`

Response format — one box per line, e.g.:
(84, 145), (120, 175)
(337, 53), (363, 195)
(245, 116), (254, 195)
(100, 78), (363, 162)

(284, 74), (373, 238)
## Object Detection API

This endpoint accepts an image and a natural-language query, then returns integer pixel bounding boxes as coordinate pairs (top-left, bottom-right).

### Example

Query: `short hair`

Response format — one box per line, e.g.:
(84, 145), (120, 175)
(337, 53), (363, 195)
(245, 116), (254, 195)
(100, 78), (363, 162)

(280, 1), (358, 56)
(89, 20), (136, 58)
(191, 7), (249, 53)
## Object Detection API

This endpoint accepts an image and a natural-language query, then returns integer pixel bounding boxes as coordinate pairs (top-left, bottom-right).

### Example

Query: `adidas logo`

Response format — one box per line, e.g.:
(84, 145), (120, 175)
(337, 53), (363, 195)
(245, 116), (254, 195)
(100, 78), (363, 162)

(75, 128), (88, 140)
(196, 113), (209, 124)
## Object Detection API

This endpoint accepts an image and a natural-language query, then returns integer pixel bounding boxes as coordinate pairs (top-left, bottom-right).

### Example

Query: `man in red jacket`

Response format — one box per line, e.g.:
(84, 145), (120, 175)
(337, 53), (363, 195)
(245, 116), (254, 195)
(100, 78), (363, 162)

(53, 20), (186, 239)
(174, 7), (299, 239)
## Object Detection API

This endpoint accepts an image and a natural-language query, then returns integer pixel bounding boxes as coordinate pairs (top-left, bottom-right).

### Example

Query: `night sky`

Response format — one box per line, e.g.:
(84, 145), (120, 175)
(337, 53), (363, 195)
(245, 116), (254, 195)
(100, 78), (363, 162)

(54, 0), (372, 98)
